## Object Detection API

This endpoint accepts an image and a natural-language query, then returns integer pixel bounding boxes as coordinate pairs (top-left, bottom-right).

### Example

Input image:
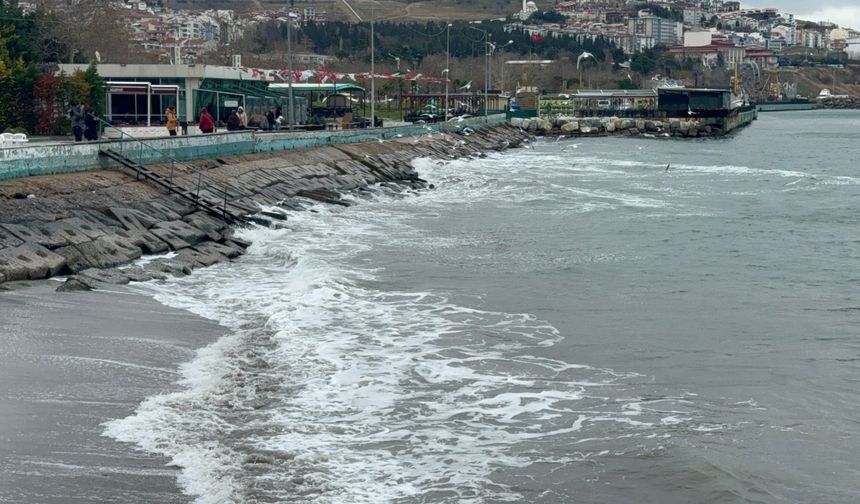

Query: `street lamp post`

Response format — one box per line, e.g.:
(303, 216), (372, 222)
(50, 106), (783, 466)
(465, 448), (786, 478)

(467, 22), (489, 117)
(341, 0), (375, 127)
(286, 11), (296, 128)
(370, 1), (375, 127)
(445, 22), (451, 121)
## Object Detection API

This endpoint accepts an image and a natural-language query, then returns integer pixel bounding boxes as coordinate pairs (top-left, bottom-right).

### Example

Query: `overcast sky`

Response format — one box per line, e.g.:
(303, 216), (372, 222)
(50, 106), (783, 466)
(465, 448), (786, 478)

(743, 0), (860, 30)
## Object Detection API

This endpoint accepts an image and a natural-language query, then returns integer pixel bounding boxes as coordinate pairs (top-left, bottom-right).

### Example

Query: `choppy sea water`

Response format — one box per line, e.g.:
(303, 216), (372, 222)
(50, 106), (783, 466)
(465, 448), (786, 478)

(111, 110), (860, 503)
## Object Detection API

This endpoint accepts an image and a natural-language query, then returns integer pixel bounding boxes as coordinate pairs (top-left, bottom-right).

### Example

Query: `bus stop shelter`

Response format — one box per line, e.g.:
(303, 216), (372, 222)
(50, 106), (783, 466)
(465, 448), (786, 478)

(105, 81), (180, 126)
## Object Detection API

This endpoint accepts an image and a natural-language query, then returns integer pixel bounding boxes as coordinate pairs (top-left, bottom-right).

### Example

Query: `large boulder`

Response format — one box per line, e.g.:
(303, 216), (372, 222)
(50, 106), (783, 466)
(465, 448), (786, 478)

(560, 121), (579, 133)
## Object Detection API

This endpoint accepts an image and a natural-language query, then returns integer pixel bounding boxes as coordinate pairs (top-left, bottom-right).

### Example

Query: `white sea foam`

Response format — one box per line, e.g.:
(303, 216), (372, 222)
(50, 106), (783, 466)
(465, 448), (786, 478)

(104, 151), (712, 503)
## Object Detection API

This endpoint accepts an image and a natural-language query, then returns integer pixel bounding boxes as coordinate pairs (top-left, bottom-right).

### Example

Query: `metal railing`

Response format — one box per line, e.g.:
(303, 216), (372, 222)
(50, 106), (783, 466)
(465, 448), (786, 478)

(98, 119), (241, 223)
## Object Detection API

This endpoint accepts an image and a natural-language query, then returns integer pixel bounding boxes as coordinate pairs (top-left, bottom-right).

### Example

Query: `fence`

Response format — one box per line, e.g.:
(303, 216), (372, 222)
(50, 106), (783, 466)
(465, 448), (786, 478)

(0, 114), (507, 181)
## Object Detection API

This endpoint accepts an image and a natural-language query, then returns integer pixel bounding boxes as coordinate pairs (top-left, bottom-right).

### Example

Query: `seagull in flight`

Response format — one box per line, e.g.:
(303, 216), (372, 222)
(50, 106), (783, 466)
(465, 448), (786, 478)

(459, 80), (472, 91)
(576, 51), (595, 69)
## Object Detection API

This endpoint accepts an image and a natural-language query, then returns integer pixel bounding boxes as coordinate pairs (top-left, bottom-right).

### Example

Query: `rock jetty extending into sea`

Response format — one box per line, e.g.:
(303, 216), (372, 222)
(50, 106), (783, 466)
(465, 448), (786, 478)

(512, 116), (727, 138)
(0, 125), (531, 290)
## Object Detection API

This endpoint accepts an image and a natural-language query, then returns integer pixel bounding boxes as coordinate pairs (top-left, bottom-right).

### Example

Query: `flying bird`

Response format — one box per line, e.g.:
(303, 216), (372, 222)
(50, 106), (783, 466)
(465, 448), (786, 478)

(576, 51), (595, 69)
(459, 80), (472, 91)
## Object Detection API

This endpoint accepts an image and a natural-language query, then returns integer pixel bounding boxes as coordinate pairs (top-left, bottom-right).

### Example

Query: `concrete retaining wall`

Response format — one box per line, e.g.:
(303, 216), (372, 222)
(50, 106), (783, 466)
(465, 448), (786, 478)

(0, 115), (507, 182)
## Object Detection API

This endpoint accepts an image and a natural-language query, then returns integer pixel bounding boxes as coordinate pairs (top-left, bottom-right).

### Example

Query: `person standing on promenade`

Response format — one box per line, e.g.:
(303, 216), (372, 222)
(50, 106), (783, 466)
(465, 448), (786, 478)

(226, 109), (241, 131)
(266, 108), (276, 131)
(165, 105), (178, 136)
(84, 107), (99, 141)
(69, 103), (85, 142)
(236, 106), (248, 129)
(198, 107), (215, 134)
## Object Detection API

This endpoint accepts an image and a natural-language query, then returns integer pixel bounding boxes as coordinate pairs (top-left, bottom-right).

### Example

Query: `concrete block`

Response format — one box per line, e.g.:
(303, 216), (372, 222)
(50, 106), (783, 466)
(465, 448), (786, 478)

(55, 236), (142, 273)
(0, 243), (67, 280)
(0, 226), (24, 249)
(151, 220), (209, 250)
(196, 240), (244, 259)
(114, 228), (170, 254)
(106, 207), (160, 231)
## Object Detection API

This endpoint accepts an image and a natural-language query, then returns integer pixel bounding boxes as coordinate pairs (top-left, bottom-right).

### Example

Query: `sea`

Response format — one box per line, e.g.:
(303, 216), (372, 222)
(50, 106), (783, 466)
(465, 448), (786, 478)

(110, 110), (860, 503)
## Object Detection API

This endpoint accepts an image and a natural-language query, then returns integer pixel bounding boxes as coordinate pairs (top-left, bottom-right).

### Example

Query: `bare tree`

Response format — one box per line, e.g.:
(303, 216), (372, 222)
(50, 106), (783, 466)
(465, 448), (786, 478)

(34, 0), (131, 63)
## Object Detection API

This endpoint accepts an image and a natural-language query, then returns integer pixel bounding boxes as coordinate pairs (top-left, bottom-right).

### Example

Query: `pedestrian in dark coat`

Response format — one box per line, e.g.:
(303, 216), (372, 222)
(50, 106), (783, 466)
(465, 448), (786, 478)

(69, 104), (86, 142)
(84, 108), (99, 141)
(266, 108), (276, 131)
(226, 110), (241, 131)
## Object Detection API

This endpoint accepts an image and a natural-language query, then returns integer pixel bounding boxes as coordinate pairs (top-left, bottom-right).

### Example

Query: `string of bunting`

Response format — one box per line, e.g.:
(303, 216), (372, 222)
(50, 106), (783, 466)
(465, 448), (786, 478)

(242, 66), (450, 84)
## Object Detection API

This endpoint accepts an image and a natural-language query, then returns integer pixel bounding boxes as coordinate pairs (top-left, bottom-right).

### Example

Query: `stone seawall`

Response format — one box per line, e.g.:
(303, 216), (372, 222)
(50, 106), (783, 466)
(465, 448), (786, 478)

(516, 107), (757, 138)
(0, 125), (530, 290)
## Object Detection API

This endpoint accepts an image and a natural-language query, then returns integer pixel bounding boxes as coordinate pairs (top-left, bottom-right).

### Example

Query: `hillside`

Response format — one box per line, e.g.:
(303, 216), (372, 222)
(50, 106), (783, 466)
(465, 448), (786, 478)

(164, 0), (554, 21)
(770, 65), (860, 98)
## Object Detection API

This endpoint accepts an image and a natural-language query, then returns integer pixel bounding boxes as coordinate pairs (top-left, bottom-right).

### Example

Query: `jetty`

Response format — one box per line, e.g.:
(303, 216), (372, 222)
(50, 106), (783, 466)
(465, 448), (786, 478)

(514, 87), (758, 138)
(0, 116), (530, 289)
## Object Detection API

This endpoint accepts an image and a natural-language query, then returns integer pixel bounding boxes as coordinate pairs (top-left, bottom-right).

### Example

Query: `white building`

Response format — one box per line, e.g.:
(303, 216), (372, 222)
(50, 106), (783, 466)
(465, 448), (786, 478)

(684, 30), (712, 47)
(516, 0), (539, 21)
(847, 37), (860, 60)
(802, 30), (825, 49)
(629, 14), (683, 46)
(683, 8), (705, 28)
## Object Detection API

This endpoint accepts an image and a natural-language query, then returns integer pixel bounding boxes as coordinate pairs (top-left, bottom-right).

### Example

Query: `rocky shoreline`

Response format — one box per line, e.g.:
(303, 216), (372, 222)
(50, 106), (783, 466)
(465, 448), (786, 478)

(512, 116), (728, 138)
(0, 125), (531, 290)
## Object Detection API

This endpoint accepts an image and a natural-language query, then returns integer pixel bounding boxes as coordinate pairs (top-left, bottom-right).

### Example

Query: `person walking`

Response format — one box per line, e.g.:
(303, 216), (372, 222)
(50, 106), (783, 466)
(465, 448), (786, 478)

(69, 103), (86, 142)
(165, 105), (178, 136)
(198, 107), (215, 134)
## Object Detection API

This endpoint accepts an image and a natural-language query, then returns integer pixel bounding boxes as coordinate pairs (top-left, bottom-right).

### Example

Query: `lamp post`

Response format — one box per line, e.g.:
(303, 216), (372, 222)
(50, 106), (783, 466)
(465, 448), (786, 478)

(444, 22), (451, 121)
(286, 10), (297, 128)
(341, 0), (374, 126)
(370, 1), (375, 127)
(487, 39), (513, 91)
(467, 22), (489, 117)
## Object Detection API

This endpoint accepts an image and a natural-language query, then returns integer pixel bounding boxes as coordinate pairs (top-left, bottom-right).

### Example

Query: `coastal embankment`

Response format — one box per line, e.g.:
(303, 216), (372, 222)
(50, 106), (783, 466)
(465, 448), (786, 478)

(513, 106), (758, 139)
(0, 123), (530, 289)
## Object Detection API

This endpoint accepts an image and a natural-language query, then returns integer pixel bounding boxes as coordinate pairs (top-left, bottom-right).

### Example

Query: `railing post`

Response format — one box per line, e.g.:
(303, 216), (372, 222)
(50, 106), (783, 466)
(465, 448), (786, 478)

(223, 182), (228, 220)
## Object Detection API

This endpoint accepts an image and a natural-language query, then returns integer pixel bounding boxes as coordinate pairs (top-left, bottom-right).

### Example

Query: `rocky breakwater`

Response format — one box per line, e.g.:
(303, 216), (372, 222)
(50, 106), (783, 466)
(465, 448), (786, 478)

(512, 116), (724, 138)
(0, 125), (530, 290)
(818, 97), (860, 109)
